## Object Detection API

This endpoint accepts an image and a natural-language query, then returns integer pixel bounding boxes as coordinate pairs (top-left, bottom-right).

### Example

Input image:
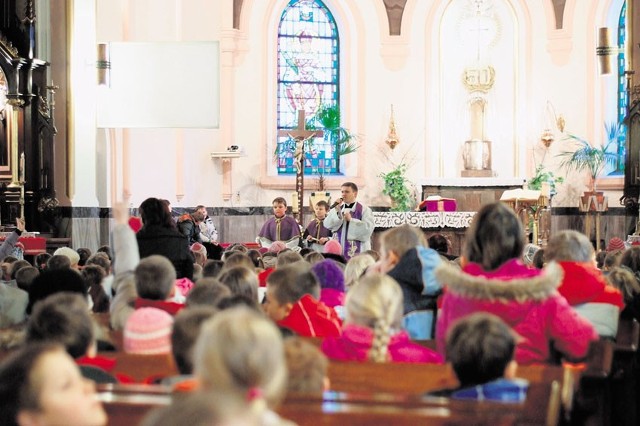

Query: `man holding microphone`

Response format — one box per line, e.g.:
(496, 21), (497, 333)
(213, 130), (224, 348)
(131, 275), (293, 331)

(324, 182), (375, 260)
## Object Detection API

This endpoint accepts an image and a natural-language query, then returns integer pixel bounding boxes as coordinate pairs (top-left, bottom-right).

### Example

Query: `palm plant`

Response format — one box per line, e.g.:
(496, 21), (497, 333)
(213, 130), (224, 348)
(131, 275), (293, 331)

(557, 122), (620, 192)
(311, 104), (358, 174)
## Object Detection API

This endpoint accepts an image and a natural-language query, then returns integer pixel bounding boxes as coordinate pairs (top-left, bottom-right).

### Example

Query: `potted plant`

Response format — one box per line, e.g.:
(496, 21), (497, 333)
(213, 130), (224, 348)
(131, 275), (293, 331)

(380, 163), (415, 212)
(557, 122), (620, 211)
(527, 165), (564, 194)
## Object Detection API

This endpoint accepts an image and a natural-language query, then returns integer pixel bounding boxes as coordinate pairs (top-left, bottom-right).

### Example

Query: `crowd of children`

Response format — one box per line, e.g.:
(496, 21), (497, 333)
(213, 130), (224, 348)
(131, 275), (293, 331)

(0, 196), (637, 425)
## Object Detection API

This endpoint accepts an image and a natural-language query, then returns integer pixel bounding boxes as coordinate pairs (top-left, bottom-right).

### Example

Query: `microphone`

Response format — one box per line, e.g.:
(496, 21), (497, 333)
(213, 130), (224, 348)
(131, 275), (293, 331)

(330, 198), (343, 209)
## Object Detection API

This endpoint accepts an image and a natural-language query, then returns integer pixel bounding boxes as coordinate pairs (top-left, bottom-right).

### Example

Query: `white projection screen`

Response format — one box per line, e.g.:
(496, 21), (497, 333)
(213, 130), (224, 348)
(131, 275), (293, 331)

(96, 41), (219, 128)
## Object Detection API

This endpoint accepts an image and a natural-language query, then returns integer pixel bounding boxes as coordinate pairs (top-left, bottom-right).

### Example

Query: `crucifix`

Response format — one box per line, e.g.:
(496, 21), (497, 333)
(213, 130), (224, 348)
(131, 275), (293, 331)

(277, 109), (323, 224)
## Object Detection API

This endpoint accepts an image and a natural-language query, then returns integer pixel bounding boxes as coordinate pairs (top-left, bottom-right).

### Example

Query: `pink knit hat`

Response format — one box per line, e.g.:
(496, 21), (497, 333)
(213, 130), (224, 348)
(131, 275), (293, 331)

(607, 237), (626, 252)
(323, 239), (342, 255)
(124, 308), (174, 354)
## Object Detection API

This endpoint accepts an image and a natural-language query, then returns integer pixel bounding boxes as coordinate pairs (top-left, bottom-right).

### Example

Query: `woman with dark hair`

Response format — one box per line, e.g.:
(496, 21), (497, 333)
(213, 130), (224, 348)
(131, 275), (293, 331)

(435, 202), (597, 365)
(0, 343), (107, 426)
(136, 197), (194, 280)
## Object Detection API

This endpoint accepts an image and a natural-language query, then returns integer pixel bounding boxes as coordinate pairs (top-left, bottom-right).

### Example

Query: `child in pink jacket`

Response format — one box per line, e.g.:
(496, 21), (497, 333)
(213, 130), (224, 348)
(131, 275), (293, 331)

(322, 273), (443, 363)
(435, 202), (597, 365)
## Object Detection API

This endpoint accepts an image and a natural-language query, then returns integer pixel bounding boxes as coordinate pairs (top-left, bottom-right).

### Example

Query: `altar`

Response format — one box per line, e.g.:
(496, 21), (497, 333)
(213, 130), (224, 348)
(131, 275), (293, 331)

(421, 177), (526, 212)
(372, 211), (476, 256)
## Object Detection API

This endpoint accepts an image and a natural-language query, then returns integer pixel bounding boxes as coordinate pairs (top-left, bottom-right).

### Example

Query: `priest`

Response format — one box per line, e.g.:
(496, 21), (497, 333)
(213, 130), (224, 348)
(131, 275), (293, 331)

(324, 182), (375, 260)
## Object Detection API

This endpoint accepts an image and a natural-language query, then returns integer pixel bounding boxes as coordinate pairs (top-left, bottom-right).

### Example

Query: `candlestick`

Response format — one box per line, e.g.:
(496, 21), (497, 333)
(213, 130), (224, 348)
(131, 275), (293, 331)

(19, 152), (25, 182)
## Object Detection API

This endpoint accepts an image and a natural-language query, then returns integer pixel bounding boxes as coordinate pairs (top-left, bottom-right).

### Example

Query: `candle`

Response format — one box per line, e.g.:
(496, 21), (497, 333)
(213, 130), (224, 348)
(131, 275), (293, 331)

(291, 192), (299, 213)
(19, 152), (25, 182)
(541, 182), (551, 198)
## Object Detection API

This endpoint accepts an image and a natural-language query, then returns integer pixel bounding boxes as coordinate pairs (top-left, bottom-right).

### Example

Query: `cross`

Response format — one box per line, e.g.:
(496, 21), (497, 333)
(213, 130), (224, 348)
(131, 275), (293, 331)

(278, 109), (323, 224)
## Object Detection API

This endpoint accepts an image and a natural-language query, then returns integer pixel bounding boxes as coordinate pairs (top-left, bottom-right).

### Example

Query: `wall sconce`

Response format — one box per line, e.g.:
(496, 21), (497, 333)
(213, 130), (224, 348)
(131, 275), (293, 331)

(596, 27), (619, 75)
(540, 101), (565, 148)
(385, 104), (399, 150)
(97, 43), (111, 86)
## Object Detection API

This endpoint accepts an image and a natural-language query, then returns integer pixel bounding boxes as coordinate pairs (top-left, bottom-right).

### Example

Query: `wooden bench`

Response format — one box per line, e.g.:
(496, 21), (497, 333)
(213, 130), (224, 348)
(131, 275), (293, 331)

(609, 318), (640, 426)
(98, 352), (178, 383)
(97, 381), (561, 426)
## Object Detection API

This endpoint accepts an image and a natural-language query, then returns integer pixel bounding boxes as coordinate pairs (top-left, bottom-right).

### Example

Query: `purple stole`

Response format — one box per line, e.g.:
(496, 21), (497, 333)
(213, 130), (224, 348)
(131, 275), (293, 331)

(337, 202), (363, 259)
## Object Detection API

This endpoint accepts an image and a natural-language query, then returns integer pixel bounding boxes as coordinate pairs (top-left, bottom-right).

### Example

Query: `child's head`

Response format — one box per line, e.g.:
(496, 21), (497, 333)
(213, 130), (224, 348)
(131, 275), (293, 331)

(34, 252), (52, 271)
(604, 250), (623, 271)
(10, 260), (31, 280)
(264, 263), (319, 322)
(276, 250), (303, 268)
(28, 269), (87, 314)
(311, 259), (345, 292)
(314, 201), (329, 219)
(546, 230), (594, 263)
(217, 266), (259, 302)
(202, 259), (225, 278)
(427, 233), (451, 254)
(304, 251), (325, 265)
(135, 255), (177, 300)
(190, 243), (207, 267)
(76, 248), (92, 268)
(607, 266), (640, 304)
(283, 337), (328, 394)
(46, 254), (71, 271)
(620, 246), (640, 273)
(246, 249), (265, 269)
(464, 202), (524, 271)
(343, 253), (375, 290)
(81, 265), (106, 290)
(124, 307), (174, 355)
(194, 307), (287, 409)
(222, 252), (255, 271)
(323, 240), (342, 255)
(0, 343), (107, 426)
(272, 197), (287, 218)
(344, 273), (403, 362)
(171, 306), (217, 375)
(86, 253), (111, 274)
(186, 278), (232, 308)
(26, 293), (95, 359)
(380, 224), (426, 267)
(15, 266), (39, 292)
(446, 313), (516, 387)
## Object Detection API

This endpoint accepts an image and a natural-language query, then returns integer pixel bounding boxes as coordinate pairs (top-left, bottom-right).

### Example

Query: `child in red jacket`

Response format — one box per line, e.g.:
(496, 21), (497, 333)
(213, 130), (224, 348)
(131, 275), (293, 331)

(263, 262), (341, 338)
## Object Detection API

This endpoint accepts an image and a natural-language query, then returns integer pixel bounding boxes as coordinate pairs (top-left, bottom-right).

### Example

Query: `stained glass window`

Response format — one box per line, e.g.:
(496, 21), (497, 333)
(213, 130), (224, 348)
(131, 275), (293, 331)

(614, 1), (627, 175)
(276, 0), (340, 175)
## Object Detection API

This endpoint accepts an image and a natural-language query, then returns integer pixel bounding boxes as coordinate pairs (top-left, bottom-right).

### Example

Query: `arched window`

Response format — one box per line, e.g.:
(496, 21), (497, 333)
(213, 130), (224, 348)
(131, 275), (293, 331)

(615, 1), (627, 174)
(276, 0), (340, 175)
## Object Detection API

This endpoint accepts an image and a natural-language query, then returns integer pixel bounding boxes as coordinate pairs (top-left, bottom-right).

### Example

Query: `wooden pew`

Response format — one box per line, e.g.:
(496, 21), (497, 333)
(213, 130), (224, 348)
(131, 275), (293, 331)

(100, 352), (178, 383)
(327, 359), (564, 394)
(97, 384), (170, 426)
(609, 319), (640, 426)
(97, 381), (560, 426)
(281, 381), (561, 426)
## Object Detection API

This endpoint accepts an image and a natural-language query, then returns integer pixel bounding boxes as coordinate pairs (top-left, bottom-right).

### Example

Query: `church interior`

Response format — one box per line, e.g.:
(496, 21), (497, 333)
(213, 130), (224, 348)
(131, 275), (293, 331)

(3, 2), (640, 425)
(0, 0), (638, 252)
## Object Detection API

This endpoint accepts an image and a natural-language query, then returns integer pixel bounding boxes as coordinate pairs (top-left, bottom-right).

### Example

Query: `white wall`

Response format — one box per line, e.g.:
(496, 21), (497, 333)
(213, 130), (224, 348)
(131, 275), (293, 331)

(68, 0), (621, 209)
